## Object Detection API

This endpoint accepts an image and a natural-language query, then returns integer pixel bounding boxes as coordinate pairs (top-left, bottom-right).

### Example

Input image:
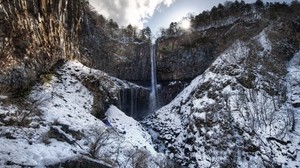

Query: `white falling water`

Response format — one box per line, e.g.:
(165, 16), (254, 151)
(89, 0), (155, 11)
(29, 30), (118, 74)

(150, 44), (157, 113)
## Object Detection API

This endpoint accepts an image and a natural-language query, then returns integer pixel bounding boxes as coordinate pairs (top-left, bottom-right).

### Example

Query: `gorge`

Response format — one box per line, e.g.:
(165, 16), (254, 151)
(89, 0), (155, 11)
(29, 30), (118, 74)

(0, 0), (300, 167)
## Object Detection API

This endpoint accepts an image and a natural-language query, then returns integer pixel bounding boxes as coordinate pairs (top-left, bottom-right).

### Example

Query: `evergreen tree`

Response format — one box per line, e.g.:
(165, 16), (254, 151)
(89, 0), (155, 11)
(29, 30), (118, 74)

(140, 26), (151, 41)
(107, 19), (118, 30)
(218, 3), (224, 9)
(106, 19), (119, 36)
(291, 0), (300, 7)
(126, 24), (134, 37)
(168, 22), (179, 36)
(255, 0), (264, 8)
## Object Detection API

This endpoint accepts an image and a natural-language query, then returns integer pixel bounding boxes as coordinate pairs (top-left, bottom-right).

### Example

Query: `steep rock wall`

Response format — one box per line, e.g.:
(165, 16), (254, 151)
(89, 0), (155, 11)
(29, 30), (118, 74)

(0, 0), (152, 91)
(155, 5), (300, 107)
(79, 13), (152, 82)
(0, 0), (83, 89)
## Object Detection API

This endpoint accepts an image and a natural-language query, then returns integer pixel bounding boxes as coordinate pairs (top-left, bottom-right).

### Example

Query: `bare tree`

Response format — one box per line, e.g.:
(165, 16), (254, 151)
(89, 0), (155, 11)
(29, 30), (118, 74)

(88, 127), (118, 159)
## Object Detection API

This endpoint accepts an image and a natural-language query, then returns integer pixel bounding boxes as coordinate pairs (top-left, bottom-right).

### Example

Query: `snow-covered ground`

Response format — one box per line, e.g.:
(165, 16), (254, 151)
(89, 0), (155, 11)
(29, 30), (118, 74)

(287, 51), (300, 136)
(144, 31), (300, 167)
(0, 60), (163, 167)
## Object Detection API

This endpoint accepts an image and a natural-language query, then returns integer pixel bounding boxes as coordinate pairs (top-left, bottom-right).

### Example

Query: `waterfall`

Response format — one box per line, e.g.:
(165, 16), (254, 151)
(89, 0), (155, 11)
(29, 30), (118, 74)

(117, 44), (158, 117)
(150, 44), (157, 113)
(130, 88), (134, 117)
(119, 87), (138, 118)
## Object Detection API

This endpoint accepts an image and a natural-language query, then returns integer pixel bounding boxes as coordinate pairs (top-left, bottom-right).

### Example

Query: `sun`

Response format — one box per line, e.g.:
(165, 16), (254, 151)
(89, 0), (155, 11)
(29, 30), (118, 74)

(181, 19), (191, 30)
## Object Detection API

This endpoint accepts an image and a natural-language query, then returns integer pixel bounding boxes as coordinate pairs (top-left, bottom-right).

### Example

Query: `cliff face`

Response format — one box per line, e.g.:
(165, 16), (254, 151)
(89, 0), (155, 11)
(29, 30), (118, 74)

(156, 3), (300, 82)
(145, 3), (300, 167)
(84, 38), (151, 83)
(156, 35), (214, 81)
(78, 10), (151, 83)
(0, 0), (83, 89)
(146, 28), (300, 168)
(155, 3), (300, 106)
(0, 0), (152, 91)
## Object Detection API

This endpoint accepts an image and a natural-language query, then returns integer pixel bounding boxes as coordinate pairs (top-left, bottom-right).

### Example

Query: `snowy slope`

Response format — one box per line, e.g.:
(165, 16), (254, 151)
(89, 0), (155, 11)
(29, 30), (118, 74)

(144, 31), (300, 167)
(286, 51), (300, 141)
(0, 60), (163, 167)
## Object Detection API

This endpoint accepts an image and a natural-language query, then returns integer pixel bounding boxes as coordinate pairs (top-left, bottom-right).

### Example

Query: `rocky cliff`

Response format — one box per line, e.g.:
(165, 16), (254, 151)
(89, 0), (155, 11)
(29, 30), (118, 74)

(145, 2), (300, 167)
(0, 0), (83, 89)
(0, 0), (151, 92)
(78, 8), (152, 82)
(0, 0), (152, 117)
(155, 1), (300, 108)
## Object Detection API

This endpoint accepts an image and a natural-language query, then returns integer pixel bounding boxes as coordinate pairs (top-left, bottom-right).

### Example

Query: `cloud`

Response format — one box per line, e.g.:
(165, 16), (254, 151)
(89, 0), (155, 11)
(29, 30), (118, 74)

(88, 0), (176, 28)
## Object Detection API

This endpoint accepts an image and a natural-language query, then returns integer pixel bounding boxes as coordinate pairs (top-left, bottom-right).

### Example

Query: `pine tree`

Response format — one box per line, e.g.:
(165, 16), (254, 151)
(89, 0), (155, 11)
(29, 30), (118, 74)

(255, 0), (264, 8)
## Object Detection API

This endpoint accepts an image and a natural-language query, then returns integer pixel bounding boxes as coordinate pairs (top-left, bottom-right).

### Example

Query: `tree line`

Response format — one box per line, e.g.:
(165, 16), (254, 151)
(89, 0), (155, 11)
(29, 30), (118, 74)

(158, 0), (300, 38)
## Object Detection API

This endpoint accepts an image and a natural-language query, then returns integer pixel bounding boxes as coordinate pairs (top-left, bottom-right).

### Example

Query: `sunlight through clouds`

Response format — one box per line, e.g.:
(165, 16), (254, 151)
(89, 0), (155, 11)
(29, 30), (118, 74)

(180, 19), (191, 30)
(88, 0), (176, 28)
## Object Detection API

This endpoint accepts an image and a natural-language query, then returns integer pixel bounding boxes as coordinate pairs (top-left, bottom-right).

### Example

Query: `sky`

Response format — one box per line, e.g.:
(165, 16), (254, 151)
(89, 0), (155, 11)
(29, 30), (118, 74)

(88, 0), (294, 35)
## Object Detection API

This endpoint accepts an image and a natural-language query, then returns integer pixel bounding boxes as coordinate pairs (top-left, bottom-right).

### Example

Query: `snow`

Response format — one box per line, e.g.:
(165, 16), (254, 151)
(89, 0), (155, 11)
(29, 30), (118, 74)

(256, 30), (272, 57)
(0, 60), (163, 167)
(0, 138), (77, 167)
(287, 51), (300, 134)
(193, 112), (206, 120)
(145, 33), (300, 167)
(192, 95), (215, 109)
(212, 40), (249, 68)
(168, 81), (182, 86)
(31, 74), (98, 131)
(105, 105), (157, 156)
(0, 95), (8, 100)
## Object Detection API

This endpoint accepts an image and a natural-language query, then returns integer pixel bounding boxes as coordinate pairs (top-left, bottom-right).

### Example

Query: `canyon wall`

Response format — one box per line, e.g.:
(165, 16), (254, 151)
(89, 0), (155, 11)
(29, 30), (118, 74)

(0, 0), (151, 91)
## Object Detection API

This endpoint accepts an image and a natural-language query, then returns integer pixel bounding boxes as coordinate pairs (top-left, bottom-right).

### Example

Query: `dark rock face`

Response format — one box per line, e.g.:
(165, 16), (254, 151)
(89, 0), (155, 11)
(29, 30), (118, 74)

(101, 43), (151, 82)
(157, 80), (190, 107)
(156, 36), (215, 81)
(0, 0), (83, 89)
(79, 24), (151, 82)
(78, 12), (152, 82)
(154, 15), (264, 105)
(155, 17), (268, 83)
(0, 0), (152, 91)
(118, 87), (150, 120)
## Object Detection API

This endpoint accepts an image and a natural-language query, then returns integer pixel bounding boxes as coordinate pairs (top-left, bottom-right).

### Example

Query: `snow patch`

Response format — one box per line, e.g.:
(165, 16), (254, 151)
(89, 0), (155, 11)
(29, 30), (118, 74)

(257, 30), (272, 56)
(106, 105), (157, 156)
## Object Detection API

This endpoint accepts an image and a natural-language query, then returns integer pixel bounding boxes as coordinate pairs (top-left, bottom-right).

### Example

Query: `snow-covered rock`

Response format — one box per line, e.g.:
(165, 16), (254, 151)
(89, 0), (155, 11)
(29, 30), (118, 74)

(0, 60), (163, 167)
(144, 31), (300, 167)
